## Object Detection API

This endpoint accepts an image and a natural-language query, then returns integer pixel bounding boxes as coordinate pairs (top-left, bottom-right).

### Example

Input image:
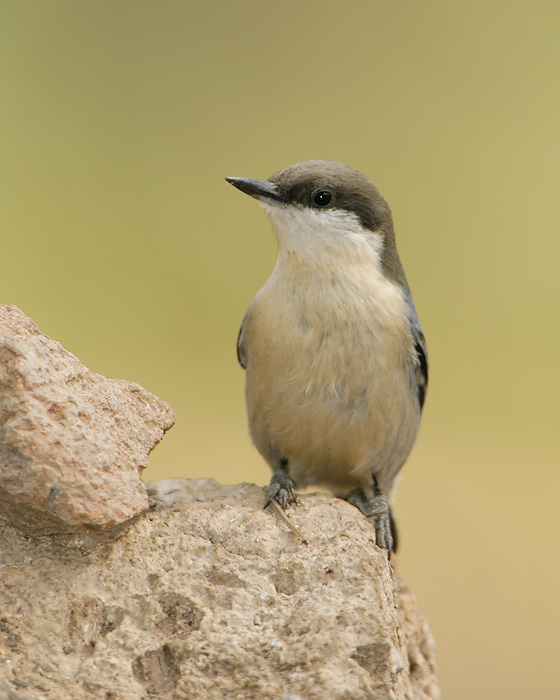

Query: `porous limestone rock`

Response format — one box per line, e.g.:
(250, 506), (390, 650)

(0, 305), (175, 537)
(0, 478), (439, 700)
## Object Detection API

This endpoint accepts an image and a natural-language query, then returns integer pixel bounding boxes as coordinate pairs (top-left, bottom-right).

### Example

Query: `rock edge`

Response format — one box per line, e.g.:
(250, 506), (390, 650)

(0, 305), (175, 537)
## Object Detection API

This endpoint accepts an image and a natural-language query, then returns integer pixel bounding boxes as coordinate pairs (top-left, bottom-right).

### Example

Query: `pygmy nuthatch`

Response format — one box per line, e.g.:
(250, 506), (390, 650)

(226, 160), (428, 553)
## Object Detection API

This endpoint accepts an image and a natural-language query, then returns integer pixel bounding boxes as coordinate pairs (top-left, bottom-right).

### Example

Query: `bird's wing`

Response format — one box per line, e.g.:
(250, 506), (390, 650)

(404, 292), (428, 410)
(412, 325), (428, 409)
(237, 314), (248, 369)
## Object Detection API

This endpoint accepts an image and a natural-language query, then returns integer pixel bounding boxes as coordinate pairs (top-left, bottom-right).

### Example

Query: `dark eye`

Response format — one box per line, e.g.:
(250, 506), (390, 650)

(313, 190), (332, 207)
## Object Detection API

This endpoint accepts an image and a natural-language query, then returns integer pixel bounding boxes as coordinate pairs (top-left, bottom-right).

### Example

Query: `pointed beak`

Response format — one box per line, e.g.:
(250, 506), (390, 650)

(225, 177), (287, 206)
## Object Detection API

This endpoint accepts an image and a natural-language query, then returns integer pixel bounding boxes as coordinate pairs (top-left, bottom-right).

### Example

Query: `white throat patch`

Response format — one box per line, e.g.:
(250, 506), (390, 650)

(263, 203), (384, 271)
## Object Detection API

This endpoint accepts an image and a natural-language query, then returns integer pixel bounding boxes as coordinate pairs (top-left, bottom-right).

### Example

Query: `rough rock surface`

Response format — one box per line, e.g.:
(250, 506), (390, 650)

(0, 305), (175, 537)
(0, 478), (439, 700)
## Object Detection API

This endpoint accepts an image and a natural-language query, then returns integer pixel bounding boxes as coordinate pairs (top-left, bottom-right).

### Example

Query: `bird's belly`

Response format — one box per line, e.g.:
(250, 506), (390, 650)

(246, 329), (420, 495)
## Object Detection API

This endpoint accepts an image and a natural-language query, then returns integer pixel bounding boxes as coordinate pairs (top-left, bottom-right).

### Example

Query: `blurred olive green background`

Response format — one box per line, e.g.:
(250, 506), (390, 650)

(1, 1), (559, 697)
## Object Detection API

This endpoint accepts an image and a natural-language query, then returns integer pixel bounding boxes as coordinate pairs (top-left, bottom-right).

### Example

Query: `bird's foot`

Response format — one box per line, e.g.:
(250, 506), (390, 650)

(343, 486), (396, 554)
(366, 494), (394, 553)
(264, 469), (297, 510)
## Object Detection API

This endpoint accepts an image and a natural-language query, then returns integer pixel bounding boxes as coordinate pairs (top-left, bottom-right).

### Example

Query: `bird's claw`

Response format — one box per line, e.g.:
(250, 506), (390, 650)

(264, 471), (297, 509)
(343, 487), (395, 554)
(366, 496), (394, 554)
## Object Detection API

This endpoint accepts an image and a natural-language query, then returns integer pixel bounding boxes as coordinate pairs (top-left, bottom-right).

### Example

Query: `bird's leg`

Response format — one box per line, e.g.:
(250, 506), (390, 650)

(264, 457), (297, 510)
(343, 477), (397, 554)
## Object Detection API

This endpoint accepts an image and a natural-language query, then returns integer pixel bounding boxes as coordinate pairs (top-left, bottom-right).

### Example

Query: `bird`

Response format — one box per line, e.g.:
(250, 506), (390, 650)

(226, 160), (427, 553)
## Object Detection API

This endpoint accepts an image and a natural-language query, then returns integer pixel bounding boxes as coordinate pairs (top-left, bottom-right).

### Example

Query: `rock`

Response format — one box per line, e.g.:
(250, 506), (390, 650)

(0, 671), (28, 700)
(0, 305), (174, 537)
(0, 478), (439, 700)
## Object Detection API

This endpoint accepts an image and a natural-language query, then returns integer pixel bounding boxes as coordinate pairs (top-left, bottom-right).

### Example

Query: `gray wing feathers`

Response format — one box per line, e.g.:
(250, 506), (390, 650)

(237, 316), (248, 369)
(404, 292), (428, 410)
(412, 325), (428, 409)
